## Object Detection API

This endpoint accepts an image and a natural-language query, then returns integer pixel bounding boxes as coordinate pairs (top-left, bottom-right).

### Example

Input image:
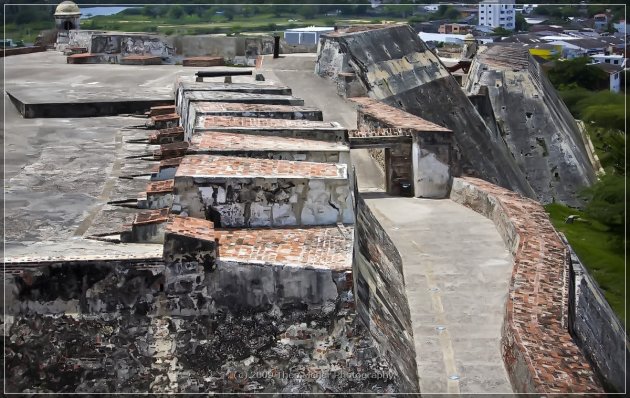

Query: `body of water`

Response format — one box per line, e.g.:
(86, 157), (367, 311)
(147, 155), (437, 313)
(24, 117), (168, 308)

(81, 6), (138, 19)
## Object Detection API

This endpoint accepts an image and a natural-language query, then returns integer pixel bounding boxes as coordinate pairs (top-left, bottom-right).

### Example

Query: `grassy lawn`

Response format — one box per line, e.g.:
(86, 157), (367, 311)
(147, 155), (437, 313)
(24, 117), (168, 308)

(6, 11), (405, 43)
(545, 203), (626, 326)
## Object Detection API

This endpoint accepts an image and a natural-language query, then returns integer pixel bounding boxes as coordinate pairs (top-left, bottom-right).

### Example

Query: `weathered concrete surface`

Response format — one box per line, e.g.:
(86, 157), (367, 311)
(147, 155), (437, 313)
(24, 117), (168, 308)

(4, 51), (256, 118)
(363, 194), (513, 394)
(2, 51), (261, 250)
(464, 45), (596, 206)
(3, 113), (132, 248)
(316, 25), (535, 199)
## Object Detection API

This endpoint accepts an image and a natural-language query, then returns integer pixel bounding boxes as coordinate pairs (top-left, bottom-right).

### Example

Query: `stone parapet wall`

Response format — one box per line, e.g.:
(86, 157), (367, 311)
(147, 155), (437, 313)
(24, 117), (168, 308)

(1, 46), (46, 57)
(449, 177), (603, 394)
(565, 238), (629, 393)
(352, 194), (418, 393)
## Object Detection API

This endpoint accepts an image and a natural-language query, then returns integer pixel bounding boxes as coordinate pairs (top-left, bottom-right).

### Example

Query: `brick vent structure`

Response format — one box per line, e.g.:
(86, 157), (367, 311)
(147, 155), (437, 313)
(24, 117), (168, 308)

(201, 116), (339, 130)
(176, 155), (346, 179)
(66, 53), (101, 64)
(191, 131), (348, 152)
(193, 102), (319, 114)
(146, 179), (174, 194)
(450, 177), (603, 394)
(148, 127), (184, 144)
(350, 97), (452, 135)
(133, 208), (170, 226)
(182, 56), (225, 67)
(150, 157), (184, 173)
(149, 105), (177, 117)
(216, 226), (353, 270)
(154, 142), (190, 159)
(151, 113), (180, 124)
(120, 55), (162, 65)
(165, 215), (215, 241)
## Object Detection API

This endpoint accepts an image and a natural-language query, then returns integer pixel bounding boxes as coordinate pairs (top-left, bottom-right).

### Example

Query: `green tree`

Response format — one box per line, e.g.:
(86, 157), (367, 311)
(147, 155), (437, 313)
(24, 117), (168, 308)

(491, 27), (512, 36)
(223, 7), (235, 21)
(582, 174), (626, 236)
(547, 58), (608, 91)
(515, 13), (528, 31)
(445, 8), (460, 20)
(168, 6), (184, 20)
(435, 5), (449, 17)
(299, 5), (319, 20)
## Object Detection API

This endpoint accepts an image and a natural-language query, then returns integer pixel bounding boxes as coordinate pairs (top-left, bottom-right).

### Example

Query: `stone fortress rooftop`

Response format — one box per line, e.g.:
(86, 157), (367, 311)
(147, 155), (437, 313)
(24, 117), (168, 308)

(190, 131), (349, 152)
(3, 17), (620, 396)
(175, 154), (347, 179)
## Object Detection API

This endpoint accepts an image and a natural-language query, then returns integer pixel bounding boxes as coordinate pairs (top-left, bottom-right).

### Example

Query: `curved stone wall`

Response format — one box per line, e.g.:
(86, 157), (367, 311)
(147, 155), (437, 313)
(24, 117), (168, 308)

(450, 177), (603, 394)
(464, 45), (596, 207)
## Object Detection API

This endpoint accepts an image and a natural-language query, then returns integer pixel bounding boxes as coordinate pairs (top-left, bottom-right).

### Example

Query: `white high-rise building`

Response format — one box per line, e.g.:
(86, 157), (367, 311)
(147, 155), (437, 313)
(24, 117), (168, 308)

(478, 0), (516, 31)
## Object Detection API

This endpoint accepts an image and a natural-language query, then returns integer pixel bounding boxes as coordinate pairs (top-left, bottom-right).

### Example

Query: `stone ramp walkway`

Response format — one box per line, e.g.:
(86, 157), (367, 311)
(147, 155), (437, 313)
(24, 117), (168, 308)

(363, 195), (514, 395)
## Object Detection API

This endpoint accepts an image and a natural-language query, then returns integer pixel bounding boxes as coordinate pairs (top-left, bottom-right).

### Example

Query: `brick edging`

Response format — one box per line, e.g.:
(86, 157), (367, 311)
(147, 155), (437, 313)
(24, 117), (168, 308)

(450, 177), (603, 394)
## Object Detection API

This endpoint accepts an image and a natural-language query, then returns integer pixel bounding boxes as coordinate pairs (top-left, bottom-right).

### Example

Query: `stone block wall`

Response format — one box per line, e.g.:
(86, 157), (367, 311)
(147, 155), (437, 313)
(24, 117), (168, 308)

(90, 33), (175, 59)
(352, 193), (419, 392)
(5, 240), (348, 320)
(565, 239), (629, 393)
(449, 177), (603, 394)
(67, 30), (102, 50)
(174, 176), (354, 228)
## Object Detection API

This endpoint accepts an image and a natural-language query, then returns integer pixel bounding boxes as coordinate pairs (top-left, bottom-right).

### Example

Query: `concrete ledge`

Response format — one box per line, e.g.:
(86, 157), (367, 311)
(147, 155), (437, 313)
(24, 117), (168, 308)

(449, 177), (603, 394)
(1, 46), (46, 57)
(120, 54), (163, 65)
(182, 56), (225, 67)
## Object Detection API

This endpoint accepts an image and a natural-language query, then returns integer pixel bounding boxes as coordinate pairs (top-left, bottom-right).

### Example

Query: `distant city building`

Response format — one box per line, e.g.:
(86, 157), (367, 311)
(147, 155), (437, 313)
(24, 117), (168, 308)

(438, 23), (472, 35)
(284, 27), (334, 46)
(478, 0), (515, 31)
(593, 14), (608, 32)
(613, 20), (629, 34)
(592, 62), (623, 92)
(590, 53), (627, 67)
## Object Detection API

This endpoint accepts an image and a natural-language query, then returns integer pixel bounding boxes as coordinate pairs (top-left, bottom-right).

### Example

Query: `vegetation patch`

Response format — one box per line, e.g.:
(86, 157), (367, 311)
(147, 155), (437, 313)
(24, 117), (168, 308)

(545, 203), (625, 326)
